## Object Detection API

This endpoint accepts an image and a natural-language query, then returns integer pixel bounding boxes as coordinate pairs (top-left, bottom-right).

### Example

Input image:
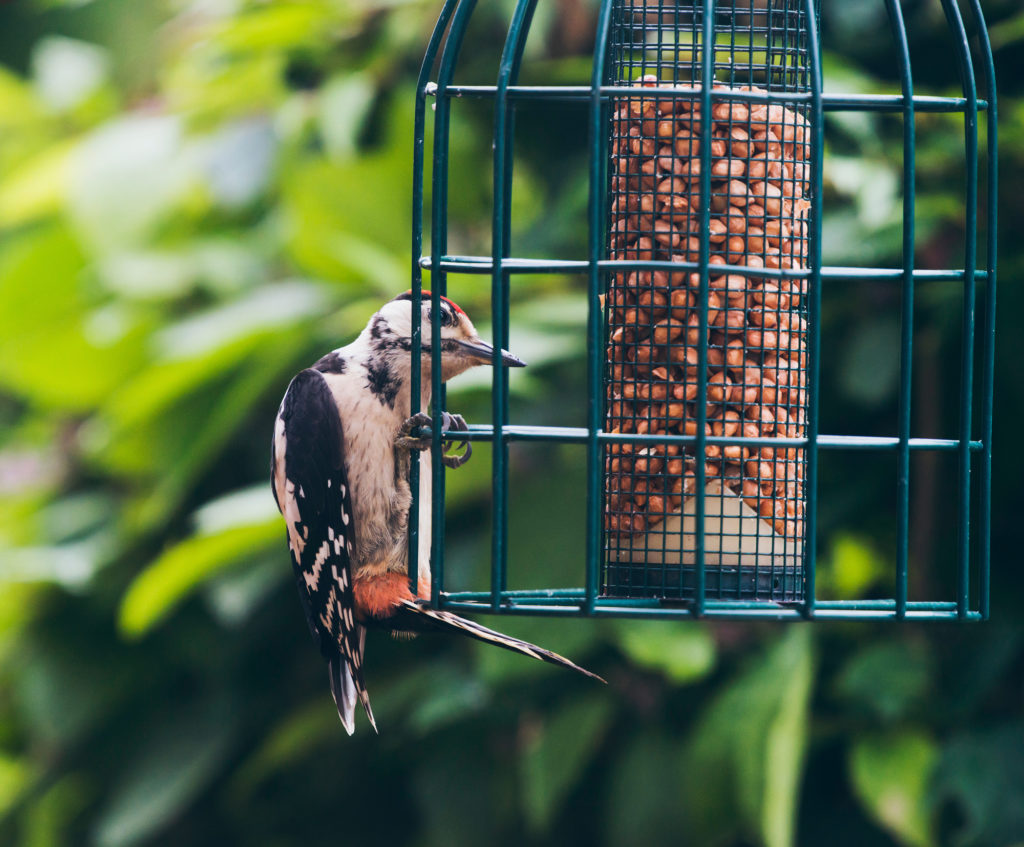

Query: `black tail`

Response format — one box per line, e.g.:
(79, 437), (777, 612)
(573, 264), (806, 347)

(328, 625), (376, 735)
(393, 600), (605, 683)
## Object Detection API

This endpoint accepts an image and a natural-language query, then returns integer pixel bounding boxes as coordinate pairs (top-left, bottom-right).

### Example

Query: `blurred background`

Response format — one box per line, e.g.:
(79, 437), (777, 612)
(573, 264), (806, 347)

(0, 0), (1021, 845)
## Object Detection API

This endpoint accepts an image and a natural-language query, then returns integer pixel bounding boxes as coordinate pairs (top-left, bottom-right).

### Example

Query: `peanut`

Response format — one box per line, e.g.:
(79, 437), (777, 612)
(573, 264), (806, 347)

(606, 81), (809, 538)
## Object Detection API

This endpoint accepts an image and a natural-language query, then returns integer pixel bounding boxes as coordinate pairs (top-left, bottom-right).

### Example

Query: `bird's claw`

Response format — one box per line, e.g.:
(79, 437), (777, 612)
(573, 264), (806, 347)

(439, 412), (472, 469)
(395, 412), (472, 469)
(395, 412), (433, 451)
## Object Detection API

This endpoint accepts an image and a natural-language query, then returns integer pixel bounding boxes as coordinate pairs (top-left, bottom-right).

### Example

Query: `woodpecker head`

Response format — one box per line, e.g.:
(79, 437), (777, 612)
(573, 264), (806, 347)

(368, 291), (526, 382)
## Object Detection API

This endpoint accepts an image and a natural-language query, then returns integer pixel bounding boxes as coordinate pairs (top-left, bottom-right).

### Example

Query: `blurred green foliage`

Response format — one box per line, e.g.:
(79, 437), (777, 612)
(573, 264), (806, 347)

(0, 1), (1022, 846)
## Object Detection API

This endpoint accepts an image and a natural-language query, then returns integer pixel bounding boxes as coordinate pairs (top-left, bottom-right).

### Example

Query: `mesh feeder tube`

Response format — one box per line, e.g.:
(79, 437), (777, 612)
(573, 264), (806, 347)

(603, 76), (810, 601)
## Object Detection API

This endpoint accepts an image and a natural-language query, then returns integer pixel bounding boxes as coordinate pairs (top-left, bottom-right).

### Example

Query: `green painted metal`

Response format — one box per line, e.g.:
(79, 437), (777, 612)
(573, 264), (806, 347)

(970, 0), (997, 621)
(408, 0), (460, 598)
(938, 0), (979, 620)
(803, 0), (824, 617)
(491, 0), (538, 610)
(409, 0), (995, 622)
(426, 0), (478, 606)
(883, 0), (913, 620)
(586, 0), (616, 615)
(692, 0), (717, 615)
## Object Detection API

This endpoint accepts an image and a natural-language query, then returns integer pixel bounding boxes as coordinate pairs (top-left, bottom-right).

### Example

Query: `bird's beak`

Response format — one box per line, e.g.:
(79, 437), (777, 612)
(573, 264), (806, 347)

(457, 339), (526, 367)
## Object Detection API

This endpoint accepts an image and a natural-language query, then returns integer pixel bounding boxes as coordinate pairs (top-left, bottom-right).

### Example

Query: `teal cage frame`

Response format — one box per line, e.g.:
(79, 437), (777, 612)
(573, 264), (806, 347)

(406, 0), (997, 622)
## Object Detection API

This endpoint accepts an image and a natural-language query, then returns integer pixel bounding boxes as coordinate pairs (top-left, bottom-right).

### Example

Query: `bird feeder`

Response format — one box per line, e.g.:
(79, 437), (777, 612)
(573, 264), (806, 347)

(409, 0), (996, 621)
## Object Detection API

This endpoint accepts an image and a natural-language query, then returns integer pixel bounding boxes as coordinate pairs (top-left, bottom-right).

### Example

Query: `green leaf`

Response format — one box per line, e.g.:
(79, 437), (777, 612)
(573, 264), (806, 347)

(406, 666), (488, 735)
(21, 774), (92, 847)
(818, 533), (888, 599)
(0, 139), (75, 227)
(68, 114), (197, 253)
(318, 72), (376, 160)
(839, 317), (902, 407)
(229, 700), (340, 801)
(0, 66), (49, 129)
(92, 702), (233, 847)
(606, 731), (687, 846)
(209, 3), (337, 53)
(119, 517), (282, 637)
(154, 280), (326, 362)
(31, 36), (111, 112)
(684, 627), (815, 847)
(612, 620), (715, 684)
(850, 731), (938, 847)
(932, 723), (1024, 847)
(0, 225), (148, 411)
(834, 640), (932, 723)
(0, 754), (33, 819)
(520, 695), (613, 832)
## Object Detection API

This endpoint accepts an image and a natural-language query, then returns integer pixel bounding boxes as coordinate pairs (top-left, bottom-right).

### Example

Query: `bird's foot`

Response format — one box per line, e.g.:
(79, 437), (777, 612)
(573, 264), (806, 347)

(395, 412), (472, 469)
(439, 412), (471, 468)
(395, 412), (433, 451)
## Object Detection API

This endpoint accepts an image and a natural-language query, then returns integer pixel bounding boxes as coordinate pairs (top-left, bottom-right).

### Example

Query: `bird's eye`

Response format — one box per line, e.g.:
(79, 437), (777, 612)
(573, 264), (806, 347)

(438, 307), (454, 328)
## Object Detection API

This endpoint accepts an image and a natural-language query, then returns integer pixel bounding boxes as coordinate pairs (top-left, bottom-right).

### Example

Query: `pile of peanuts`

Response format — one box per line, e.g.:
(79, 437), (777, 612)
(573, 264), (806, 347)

(604, 77), (810, 541)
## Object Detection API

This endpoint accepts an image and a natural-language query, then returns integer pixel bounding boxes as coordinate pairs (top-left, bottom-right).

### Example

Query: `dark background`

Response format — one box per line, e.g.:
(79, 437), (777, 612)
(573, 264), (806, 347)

(0, 1), (1021, 845)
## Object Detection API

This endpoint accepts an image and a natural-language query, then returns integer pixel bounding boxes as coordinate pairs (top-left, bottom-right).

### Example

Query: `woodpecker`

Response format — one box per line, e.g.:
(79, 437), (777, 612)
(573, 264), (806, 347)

(271, 291), (602, 734)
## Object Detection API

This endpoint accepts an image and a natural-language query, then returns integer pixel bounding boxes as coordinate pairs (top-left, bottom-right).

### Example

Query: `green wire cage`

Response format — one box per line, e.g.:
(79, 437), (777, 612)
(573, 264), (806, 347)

(406, 0), (997, 621)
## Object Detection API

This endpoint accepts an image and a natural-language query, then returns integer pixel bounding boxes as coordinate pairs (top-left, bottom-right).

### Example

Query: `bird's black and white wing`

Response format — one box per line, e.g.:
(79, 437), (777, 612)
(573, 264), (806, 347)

(271, 368), (376, 734)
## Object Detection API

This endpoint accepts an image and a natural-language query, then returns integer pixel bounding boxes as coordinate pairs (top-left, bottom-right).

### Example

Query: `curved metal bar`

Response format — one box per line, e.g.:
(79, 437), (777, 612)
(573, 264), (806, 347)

(489, 0), (539, 612)
(937, 0), (979, 619)
(408, 0), (460, 598)
(429, 0), (478, 606)
(587, 0), (615, 614)
(882, 0), (915, 619)
(801, 0), (824, 618)
(965, 0), (996, 621)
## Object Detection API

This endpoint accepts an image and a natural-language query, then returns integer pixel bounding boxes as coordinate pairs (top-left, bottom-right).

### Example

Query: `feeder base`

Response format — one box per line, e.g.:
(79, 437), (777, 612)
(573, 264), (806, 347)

(604, 479), (804, 602)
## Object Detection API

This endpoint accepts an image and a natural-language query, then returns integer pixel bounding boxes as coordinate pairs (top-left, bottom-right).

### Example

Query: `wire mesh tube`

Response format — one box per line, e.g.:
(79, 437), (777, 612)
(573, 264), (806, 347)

(602, 0), (813, 602)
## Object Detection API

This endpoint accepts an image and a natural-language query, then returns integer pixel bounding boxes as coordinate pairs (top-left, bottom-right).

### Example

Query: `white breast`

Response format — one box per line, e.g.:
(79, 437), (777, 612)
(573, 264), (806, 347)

(320, 365), (432, 578)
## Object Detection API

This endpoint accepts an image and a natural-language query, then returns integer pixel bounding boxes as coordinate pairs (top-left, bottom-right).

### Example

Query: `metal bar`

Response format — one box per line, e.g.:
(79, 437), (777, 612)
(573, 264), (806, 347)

(803, 0), (824, 618)
(420, 425), (983, 452)
(443, 85), (987, 112)
(967, 0), (997, 621)
(421, 255), (986, 283)
(490, 0), (538, 611)
(693, 0), (718, 615)
(438, 595), (971, 612)
(408, 0), (460, 599)
(884, 0), (914, 619)
(428, 0), (477, 607)
(437, 597), (982, 622)
(585, 0), (615, 615)
(939, 0), (978, 620)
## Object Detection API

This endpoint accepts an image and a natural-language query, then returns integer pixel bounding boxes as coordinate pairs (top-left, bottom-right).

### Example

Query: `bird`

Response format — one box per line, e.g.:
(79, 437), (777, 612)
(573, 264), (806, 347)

(270, 291), (603, 734)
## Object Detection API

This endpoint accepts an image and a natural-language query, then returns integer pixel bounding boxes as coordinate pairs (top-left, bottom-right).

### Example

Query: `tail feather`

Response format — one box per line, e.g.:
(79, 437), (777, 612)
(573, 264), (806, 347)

(328, 657), (356, 735)
(329, 626), (377, 734)
(396, 600), (605, 683)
